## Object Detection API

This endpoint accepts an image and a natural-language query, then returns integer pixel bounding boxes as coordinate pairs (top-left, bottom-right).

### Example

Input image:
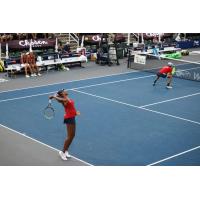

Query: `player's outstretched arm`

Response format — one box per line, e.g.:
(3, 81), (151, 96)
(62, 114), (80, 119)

(49, 95), (68, 103)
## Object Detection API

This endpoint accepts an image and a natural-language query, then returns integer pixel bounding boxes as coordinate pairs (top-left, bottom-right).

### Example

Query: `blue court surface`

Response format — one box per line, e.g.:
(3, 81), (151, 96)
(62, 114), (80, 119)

(0, 71), (200, 166)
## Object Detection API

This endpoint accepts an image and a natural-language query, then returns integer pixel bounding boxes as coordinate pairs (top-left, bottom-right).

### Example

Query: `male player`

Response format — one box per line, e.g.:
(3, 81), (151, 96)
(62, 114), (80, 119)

(153, 62), (174, 89)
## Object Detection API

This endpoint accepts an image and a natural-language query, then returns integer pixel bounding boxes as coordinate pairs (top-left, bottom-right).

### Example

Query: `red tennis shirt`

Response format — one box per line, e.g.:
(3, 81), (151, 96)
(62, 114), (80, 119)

(159, 66), (172, 74)
(64, 99), (77, 119)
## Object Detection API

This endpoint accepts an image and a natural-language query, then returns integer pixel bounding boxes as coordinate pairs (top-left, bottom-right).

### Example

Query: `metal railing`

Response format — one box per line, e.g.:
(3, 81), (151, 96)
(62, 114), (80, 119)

(68, 33), (79, 48)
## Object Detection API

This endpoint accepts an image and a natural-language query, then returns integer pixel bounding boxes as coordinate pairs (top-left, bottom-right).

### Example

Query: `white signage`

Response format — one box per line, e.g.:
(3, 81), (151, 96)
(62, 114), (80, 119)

(19, 40), (48, 47)
(146, 33), (164, 37)
(92, 35), (101, 42)
(164, 47), (176, 51)
(134, 54), (146, 65)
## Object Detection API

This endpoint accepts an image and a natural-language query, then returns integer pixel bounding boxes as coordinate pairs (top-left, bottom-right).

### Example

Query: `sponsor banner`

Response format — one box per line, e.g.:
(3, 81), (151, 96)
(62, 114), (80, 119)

(1, 39), (56, 49)
(84, 35), (101, 43)
(145, 33), (164, 37)
(176, 40), (200, 49)
(140, 33), (173, 39)
(134, 54), (146, 65)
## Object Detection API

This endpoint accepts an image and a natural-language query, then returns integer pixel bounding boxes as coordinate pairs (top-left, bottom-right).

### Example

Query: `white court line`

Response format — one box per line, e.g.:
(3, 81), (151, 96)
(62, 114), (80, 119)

(140, 92), (200, 108)
(0, 123), (93, 166)
(141, 107), (200, 125)
(147, 145), (200, 166)
(72, 89), (139, 108)
(0, 70), (137, 94)
(72, 74), (154, 90)
(0, 74), (154, 103)
(0, 91), (54, 103)
(72, 89), (200, 126)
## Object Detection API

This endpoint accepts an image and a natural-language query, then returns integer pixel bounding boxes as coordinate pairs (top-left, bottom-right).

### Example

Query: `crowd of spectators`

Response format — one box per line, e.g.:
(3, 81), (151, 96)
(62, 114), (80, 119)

(0, 33), (55, 42)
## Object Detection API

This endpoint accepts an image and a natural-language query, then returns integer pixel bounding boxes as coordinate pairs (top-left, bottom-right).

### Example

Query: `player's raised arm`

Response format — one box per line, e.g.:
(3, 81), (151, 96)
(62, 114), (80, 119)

(49, 89), (69, 103)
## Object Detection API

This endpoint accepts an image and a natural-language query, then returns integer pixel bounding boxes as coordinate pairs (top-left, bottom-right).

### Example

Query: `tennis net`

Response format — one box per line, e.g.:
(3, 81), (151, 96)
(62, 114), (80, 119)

(127, 51), (200, 82)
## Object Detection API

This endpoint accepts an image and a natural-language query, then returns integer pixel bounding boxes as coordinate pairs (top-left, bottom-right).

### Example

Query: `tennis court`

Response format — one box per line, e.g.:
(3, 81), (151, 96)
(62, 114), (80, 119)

(0, 69), (200, 166)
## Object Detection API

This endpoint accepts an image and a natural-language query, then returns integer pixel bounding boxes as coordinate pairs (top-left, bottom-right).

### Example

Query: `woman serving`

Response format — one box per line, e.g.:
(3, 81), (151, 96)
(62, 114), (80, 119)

(49, 89), (80, 160)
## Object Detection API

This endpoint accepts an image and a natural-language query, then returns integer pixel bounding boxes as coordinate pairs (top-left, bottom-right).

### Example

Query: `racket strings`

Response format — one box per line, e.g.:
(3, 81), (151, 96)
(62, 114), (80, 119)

(44, 107), (55, 119)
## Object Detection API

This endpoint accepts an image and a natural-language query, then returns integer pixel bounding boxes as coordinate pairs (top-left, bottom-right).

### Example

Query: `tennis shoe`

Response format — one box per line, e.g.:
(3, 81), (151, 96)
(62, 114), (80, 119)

(37, 73), (42, 76)
(65, 151), (71, 158)
(166, 85), (173, 89)
(59, 151), (68, 161)
(25, 75), (30, 78)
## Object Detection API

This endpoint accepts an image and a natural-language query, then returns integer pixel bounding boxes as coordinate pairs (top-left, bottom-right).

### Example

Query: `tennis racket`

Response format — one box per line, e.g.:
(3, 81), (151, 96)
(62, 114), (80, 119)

(172, 66), (176, 75)
(43, 99), (55, 120)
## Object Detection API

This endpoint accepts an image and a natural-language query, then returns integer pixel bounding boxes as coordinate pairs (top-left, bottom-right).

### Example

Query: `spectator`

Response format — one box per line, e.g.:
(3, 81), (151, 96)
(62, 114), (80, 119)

(58, 43), (63, 52)
(63, 42), (71, 53)
(96, 48), (103, 64)
(27, 33), (37, 39)
(48, 33), (54, 39)
(28, 52), (41, 76)
(18, 33), (27, 40)
(36, 33), (47, 39)
(32, 33), (37, 39)
(1, 34), (7, 42)
(20, 52), (34, 78)
(12, 33), (18, 40)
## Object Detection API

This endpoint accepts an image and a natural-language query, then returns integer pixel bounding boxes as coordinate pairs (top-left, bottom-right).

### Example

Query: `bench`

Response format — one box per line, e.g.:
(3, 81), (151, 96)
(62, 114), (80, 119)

(4, 52), (87, 77)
